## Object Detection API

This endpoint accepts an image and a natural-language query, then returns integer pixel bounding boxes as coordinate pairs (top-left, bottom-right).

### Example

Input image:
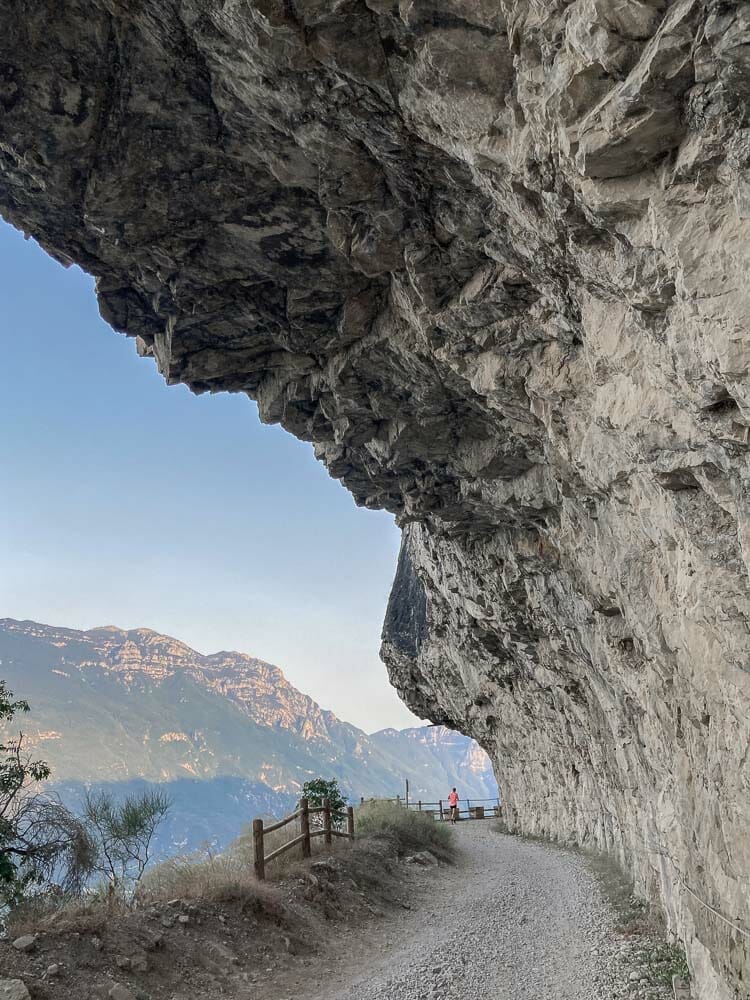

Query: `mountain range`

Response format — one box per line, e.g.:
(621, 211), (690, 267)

(0, 618), (497, 854)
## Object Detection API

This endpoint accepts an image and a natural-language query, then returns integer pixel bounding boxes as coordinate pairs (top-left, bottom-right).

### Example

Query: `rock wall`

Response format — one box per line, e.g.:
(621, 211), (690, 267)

(1, 1), (749, 994)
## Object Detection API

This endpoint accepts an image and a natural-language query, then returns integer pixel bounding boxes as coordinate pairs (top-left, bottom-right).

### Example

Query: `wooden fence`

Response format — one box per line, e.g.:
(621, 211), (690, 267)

(253, 792), (498, 879)
(411, 796), (501, 822)
(252, 797), (355, 881)
(359, 795), (501, 822)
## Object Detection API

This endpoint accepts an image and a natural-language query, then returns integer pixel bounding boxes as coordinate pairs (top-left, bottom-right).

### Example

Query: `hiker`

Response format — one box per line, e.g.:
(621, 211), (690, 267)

(448, 787), (459, 824)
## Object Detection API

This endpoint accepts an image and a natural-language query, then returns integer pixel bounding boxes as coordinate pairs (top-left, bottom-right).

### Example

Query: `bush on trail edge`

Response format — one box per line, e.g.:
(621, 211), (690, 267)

(356, 800), (454, 862)
(300, 777), (347, 827)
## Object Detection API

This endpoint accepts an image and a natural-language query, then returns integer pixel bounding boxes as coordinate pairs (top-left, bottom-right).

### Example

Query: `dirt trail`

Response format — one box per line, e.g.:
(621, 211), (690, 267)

(303, 823), (672, 1000)
(0, 824), (677, 1000)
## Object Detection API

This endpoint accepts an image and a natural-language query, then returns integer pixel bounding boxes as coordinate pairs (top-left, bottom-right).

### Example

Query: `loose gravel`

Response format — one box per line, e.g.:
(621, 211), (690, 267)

(314, 822), (673, 1000)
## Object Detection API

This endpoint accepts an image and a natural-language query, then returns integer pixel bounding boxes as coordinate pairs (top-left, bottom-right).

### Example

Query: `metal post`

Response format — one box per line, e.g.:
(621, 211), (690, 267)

(300, 797), (311, 858)
(323, 797), (332, 846)
(347, 805), (355, 840)
(253, 818), (265, 881)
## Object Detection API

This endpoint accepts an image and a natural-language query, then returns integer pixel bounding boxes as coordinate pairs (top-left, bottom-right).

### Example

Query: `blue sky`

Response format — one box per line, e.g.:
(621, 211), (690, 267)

(0, 220), (416, 731)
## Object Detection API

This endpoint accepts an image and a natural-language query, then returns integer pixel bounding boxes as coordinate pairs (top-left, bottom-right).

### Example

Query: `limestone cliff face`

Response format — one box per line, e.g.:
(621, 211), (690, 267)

(0, 618), (361, 744)
(1, 1), (749, 994)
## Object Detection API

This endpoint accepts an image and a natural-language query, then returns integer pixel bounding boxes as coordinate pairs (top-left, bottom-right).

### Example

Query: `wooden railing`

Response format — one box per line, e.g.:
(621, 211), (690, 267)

(252, 797), (355, 881)
(408, 796), (501, 821)
(359, 795), (501, 822)
(253, 792), (498, 880)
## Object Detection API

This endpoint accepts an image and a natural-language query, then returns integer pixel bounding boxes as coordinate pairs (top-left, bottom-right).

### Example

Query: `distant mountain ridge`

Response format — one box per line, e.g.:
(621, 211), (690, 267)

(0, 618), (497, 853)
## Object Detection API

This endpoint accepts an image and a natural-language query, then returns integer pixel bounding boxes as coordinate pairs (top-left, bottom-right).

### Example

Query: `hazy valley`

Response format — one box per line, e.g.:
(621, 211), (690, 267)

(0, 618), (497, 855)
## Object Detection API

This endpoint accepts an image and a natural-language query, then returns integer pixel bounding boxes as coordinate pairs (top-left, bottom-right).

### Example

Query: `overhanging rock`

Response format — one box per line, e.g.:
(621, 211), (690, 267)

(1, 2), (749, 996)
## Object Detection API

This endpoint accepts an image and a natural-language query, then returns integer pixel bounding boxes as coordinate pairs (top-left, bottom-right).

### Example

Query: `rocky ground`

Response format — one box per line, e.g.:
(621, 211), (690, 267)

(0, 825), (685, 1000)
(0, 838), (405, 1000)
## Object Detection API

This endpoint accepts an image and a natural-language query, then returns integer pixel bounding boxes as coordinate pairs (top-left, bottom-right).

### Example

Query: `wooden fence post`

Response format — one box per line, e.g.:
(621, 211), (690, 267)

(347, 805), (355, 841)
(253, 818), (265, 881)
(300, 797), (311, 859)
(323, 797), (332, 846)
(439, 800), (443, 821)
(418, 800), (422, 811)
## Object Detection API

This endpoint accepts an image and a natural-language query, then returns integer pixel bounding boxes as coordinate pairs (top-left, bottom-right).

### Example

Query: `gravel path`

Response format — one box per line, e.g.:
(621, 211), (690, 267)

(311, 823), (671, 1000)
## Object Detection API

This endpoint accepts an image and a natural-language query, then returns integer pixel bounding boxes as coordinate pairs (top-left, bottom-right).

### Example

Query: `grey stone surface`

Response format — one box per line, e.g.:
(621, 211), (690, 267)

(10, 936), (36, 954)
(0, 2), (748, 997)
(108, 985), (137, 1000)
(0, 982), (31, 1000)
(404, 850), (439, 866)
(673, 976), (692, 1000)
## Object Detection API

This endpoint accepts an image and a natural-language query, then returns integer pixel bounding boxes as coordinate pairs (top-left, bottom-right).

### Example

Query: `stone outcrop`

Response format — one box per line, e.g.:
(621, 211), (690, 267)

(1, 1), (749, 995)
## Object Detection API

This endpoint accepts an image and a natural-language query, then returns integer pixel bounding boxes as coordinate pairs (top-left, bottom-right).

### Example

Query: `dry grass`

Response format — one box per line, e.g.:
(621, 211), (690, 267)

(138, 851), (275, 906)
(9, 827), (295, 932)
(356, 800), (455, 862)
(9, 805), (380, 935)
(232, 818), (302, 876)
(8, 886), (129, 936)
(139, 812), (348, 901)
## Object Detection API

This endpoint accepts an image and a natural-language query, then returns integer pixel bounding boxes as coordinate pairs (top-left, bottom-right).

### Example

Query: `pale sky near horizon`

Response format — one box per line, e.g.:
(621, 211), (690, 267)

(0, 220), (420, 732)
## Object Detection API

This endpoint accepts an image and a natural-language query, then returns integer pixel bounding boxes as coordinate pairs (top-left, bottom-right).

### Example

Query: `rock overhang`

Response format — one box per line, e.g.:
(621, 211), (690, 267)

(2, 2), (750, 996)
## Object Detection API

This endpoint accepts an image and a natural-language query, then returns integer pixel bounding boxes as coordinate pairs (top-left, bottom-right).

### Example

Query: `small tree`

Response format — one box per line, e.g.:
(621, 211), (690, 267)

(0, 682), (94, 906)
(300, 778), (347, 829)
(82, 788), (171, 891)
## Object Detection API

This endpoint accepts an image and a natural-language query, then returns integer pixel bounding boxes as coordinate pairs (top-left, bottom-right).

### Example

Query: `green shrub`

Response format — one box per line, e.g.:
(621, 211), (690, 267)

(301, 778), (347, 827)
(356, 800), (454, 862)
(642, 942), (690, 987)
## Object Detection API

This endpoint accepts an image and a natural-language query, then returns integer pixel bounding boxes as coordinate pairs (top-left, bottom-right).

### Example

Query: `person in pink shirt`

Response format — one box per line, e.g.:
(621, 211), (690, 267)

(447, 787), (459, 824)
